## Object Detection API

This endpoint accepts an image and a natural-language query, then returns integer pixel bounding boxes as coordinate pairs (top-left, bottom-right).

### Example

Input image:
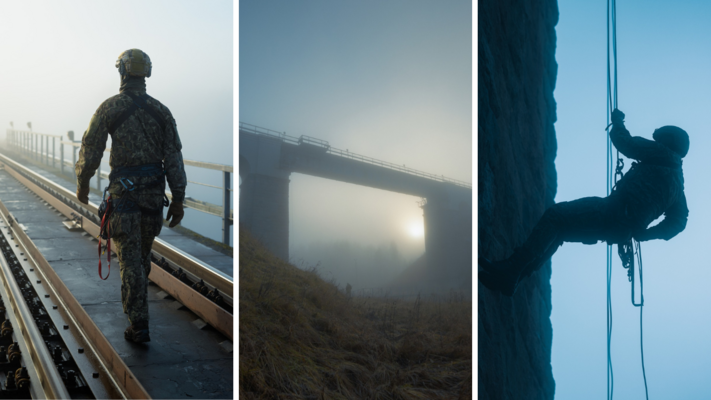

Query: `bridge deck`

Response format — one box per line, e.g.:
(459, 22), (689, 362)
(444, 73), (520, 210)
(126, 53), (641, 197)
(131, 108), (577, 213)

(0, 167), (233, 398)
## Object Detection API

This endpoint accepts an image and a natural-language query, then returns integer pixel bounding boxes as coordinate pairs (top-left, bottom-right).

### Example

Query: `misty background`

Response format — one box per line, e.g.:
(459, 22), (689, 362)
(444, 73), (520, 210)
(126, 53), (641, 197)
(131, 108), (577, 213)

(0, 0), (234, 246)
(239, 0), (472, 292)
(553, 0), (711, 398)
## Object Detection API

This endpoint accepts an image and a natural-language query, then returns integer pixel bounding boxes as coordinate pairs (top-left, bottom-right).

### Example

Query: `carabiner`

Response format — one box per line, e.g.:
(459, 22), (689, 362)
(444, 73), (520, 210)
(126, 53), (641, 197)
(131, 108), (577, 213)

(119, 178), (135, 191)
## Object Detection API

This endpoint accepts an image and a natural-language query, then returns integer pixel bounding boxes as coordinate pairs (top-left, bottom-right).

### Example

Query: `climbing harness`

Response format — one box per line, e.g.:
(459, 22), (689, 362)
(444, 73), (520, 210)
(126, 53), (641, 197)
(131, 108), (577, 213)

(96, 162), (169, 281)
(109, 163), (170, 215)
(605, 0), (648, 398)
(96, 89), (170, 281)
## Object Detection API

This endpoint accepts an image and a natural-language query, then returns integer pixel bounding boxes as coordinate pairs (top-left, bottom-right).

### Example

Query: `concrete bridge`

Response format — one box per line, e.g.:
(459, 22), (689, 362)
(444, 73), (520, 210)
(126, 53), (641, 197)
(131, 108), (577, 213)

(238, 122), (472, 290)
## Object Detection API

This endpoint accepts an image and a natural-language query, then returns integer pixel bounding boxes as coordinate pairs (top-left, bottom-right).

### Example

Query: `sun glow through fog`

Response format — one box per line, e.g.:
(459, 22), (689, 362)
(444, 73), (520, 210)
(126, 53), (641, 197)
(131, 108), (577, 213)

(408, 222), (424, 238)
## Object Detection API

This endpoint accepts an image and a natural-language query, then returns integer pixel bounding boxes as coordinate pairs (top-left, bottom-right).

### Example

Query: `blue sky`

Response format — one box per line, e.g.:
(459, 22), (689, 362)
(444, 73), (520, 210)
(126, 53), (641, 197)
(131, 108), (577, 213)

(552, 0), (711, 398)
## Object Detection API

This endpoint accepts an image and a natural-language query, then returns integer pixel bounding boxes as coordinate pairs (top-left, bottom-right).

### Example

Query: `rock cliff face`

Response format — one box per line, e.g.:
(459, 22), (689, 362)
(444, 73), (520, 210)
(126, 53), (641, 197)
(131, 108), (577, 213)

(478, 0), (558, 399)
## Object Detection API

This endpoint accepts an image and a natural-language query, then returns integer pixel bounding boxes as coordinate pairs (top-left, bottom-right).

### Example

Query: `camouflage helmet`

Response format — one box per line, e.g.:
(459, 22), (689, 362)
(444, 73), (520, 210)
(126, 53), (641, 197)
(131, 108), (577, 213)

(653, 126), (689, 158)
(115, 49), (152, 78)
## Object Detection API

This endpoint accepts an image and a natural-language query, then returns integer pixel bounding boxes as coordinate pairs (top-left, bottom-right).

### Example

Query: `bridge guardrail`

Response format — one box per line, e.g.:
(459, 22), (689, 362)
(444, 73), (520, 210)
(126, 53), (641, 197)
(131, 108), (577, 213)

(239, 121), (472, 189)
(5, 128), (234, 245)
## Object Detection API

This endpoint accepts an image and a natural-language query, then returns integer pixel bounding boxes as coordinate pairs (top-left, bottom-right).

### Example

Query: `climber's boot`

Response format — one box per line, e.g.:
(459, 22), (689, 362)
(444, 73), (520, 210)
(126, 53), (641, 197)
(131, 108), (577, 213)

(478, 258), (520, 296)
(478, 248), (533, 297)
(124, 321), (150, 343)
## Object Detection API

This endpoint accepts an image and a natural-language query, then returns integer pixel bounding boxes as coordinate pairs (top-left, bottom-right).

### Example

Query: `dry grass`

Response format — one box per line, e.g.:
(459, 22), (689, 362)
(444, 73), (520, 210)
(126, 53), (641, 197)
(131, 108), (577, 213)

(239, 229), (472, 399)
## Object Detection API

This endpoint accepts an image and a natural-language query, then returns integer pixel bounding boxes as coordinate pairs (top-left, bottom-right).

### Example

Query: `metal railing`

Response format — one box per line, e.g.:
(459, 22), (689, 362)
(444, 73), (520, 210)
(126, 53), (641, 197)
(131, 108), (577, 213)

(239, 121), (472, 189)
(5, 129), (234, 245)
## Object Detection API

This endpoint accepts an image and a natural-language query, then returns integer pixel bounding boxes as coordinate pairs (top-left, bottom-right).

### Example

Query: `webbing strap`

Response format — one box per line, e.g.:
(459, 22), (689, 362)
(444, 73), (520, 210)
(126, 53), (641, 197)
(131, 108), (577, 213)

(108, 102), (139, 134)
(108, 92), (167, 134)
(123, 91), (167, 131)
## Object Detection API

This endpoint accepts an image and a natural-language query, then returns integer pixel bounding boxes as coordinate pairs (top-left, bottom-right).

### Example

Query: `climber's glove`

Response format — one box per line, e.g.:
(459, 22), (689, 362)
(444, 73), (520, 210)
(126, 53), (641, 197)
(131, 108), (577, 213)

(611, 108), (625, 125)
(166, 201), (184, 228)
(76, 186), (90, 205)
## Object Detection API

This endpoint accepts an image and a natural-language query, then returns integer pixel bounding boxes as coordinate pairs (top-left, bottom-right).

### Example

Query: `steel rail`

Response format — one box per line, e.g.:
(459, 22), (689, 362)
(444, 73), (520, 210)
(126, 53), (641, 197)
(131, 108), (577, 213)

(6, 130), (61, 138)
(0, 227), (70, 399)
(0, 153), (234, 340)
(6, 129), (233, 171)
(0, 197), (149, 399)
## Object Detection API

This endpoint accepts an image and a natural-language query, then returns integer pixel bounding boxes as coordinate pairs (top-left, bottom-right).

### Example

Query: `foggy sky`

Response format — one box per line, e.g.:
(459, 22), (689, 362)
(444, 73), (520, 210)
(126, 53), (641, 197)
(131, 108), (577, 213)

(553, 0), (711, 398)
(0, 0), (233, 244)
(240, 0), (472, 271)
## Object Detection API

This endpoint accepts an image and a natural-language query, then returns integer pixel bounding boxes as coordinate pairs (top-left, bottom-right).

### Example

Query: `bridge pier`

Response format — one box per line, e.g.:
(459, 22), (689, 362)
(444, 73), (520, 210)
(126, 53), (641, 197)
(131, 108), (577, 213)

(239, 173), (290, 261)
(422, 193), (473, 293)
(239, 131), (292, 262)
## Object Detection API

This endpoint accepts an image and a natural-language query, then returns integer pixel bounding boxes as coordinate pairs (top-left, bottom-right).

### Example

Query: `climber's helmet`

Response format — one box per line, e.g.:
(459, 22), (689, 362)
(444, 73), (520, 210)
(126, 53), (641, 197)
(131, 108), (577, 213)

(115, 49), (152, 78)
(653, 126), (689, 158)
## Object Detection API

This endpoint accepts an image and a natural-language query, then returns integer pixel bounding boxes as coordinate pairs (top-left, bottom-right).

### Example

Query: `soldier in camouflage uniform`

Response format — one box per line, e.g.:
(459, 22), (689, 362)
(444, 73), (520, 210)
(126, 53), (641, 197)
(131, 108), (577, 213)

(479, 109), (689, 296)
(75, 49), (187, 342)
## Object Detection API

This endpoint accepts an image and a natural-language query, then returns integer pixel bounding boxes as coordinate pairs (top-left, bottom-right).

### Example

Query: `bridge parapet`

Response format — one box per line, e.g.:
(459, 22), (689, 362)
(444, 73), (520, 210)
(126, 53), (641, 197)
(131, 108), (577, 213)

(239, 122), (472, 189)
(5, 128), (234, 245)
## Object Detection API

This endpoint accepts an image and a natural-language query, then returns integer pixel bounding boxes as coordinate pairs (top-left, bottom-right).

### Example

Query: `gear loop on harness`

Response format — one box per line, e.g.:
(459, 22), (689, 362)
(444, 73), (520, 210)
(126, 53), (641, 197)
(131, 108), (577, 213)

(614, 157), (625, 183)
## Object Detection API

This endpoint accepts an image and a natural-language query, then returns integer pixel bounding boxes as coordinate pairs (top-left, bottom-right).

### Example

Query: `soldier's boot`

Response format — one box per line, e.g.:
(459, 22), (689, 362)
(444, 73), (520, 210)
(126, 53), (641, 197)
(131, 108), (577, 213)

(124, 321), (150, 343)
(478, 247), (534, 297)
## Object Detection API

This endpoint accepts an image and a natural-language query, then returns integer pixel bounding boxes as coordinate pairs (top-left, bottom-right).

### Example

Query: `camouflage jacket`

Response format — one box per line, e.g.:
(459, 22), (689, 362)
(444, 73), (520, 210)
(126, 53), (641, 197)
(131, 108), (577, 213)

(609, 122), (688, 241)
(75, 87), (187, 203)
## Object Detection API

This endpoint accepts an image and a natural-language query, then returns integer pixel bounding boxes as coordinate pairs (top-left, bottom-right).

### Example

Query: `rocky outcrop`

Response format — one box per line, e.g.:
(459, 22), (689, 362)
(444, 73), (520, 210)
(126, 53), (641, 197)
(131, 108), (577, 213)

(478, 0), (559, 398)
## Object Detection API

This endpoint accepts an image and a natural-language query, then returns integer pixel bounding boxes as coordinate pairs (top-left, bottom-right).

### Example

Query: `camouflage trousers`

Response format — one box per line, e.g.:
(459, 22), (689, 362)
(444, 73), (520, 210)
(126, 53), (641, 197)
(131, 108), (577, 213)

(110, 200), (163, 325)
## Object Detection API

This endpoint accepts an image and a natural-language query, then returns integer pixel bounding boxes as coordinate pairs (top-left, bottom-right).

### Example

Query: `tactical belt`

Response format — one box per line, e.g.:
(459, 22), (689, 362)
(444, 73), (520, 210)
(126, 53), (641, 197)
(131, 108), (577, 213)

(106, 162), (169, 215)
(109, 162), (164, 181)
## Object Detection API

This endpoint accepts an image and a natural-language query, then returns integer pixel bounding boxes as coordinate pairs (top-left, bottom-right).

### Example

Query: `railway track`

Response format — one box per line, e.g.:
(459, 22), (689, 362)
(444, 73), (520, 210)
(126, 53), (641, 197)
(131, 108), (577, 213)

(0, 152), (233, 338)
(0, 152), (234, 399)
(0, 205), (140, 398)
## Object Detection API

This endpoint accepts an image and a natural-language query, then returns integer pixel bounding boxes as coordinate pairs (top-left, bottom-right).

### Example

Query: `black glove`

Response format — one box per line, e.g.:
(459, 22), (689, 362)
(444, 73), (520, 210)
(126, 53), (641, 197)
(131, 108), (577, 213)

(611, 108), (625, 125)
(166, 201), (184, 228)
(76, 186), (90, 204)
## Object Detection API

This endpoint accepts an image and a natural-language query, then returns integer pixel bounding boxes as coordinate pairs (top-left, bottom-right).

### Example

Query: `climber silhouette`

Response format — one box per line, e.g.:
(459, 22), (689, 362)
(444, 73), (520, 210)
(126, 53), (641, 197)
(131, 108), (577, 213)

(479, 109), (689, 296)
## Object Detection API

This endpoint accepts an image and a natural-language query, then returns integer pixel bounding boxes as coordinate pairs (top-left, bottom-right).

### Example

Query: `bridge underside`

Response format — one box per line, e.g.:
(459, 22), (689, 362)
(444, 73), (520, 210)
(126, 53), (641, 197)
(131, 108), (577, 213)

(239, 129), (472, 291)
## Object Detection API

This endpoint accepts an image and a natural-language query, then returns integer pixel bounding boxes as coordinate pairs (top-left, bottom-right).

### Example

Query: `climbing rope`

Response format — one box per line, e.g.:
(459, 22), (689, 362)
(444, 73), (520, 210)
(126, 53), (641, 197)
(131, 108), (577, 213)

(606, 0), (649, 398)
(606, 0), (617, 397)
(635, 240), (649, 398)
